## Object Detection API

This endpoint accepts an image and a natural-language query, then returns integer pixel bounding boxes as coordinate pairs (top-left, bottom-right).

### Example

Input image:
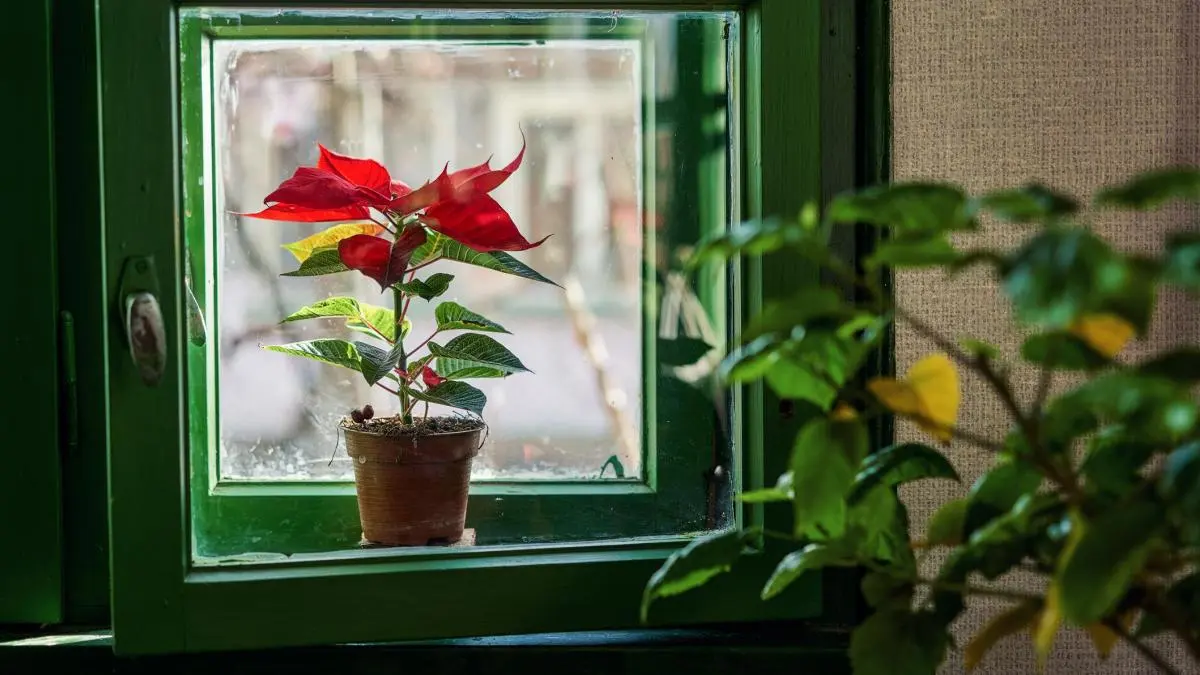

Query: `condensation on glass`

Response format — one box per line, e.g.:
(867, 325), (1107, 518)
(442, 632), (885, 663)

(187, 8), (737, 557)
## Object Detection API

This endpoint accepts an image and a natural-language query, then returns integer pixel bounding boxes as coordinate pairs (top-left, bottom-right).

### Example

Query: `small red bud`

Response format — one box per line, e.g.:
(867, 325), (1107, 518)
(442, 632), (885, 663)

(361, 404), (374, 420)
(350, 409), (365, 424)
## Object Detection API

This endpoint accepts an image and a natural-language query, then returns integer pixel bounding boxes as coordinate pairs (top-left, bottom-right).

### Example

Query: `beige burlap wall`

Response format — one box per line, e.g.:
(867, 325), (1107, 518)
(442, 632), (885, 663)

(892, 1), (1199, 673)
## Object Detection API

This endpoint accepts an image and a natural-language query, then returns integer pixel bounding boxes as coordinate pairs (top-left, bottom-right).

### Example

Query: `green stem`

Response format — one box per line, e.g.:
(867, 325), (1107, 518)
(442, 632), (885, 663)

(393, 284), (412, 425)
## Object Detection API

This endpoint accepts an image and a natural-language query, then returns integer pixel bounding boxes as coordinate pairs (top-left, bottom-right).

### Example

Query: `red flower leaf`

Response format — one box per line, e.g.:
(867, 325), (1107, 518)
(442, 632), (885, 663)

(453, 137), (525, 197)
(264, 167), (375, 210)
(317, 144), (393, 196)
(239, 202), (370, 222)
(390, 167), (455, 215)
(337, 227), (428, 288)
(421, 366), (446, 388)
(424, 193), (548, 252)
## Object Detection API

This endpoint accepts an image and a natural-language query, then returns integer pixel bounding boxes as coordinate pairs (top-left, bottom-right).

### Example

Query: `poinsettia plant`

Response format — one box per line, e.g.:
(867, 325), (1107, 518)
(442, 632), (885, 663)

(245, 137), (555, 424)
(642, 167), (1200, 674)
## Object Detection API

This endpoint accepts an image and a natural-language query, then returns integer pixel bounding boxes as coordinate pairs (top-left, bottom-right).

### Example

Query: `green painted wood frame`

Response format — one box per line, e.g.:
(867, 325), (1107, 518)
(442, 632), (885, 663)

(0, 0), (62, 625)
(100, 0), (860, 655)
(179, 9), (727, 558)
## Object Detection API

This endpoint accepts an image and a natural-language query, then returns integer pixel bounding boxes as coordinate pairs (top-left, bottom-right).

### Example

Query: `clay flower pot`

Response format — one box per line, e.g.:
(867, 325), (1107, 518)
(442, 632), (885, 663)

(343, 423), (482, 546)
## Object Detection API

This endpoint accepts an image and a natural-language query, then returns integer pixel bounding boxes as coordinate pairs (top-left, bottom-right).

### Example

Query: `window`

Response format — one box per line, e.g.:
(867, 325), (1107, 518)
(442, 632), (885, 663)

(185, 8), (736, 558)
(101, 0), (847, 654)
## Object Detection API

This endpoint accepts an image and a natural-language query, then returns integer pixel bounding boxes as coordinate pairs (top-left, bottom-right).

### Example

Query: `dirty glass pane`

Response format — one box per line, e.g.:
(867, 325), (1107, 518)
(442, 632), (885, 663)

(186, 9), (737, 557)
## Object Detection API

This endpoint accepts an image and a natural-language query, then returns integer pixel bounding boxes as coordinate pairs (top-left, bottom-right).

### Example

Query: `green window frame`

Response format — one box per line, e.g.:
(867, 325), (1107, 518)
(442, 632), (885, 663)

(180, 8), (730, 558)
(97, 0), (868, 655)
(1, 0), (62, 625)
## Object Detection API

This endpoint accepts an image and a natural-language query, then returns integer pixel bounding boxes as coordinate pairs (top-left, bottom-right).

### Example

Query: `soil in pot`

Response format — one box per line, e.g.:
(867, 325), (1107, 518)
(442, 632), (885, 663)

(341, 415), (484, 547)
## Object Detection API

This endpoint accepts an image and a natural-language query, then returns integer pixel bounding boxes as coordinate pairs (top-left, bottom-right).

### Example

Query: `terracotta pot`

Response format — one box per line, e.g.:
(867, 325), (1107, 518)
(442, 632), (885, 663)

(343, 424), (482, 546)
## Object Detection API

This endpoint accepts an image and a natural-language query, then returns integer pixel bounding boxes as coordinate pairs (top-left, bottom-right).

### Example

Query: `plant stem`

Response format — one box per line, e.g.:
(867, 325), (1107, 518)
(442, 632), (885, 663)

(393, 284), (411, 424)
(913, 578), (1042, 603)
(1104, 618), (1183, 675)
(1146, 594), (1200, 663)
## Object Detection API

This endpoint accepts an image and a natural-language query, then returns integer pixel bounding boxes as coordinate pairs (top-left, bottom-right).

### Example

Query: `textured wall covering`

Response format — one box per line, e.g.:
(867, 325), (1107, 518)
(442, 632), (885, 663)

(891, 1), (1199, 672)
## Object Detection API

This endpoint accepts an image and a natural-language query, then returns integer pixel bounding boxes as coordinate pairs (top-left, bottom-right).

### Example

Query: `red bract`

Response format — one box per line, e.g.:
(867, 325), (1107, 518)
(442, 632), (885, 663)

(421, 366), (446, 388)
(337, 227), (427, 289)
(243, 139), (548, 255)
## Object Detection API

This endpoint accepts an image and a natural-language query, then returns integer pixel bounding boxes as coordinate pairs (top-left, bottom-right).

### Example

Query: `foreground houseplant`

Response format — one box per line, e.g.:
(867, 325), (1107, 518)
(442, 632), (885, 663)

(245, 138), (555, 546)
(642, 167), (1200, 673)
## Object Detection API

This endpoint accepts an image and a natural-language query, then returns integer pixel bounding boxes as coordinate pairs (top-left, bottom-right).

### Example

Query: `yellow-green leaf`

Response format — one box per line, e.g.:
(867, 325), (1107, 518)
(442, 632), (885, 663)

(282, 222), (383, 262)
(868, 352), (960, 444)
(1069, 313), (1134, 358)
(964, 599), (1040, 671)
(1033, 584), (1063, 672)
(1085, 622), (1120, 659)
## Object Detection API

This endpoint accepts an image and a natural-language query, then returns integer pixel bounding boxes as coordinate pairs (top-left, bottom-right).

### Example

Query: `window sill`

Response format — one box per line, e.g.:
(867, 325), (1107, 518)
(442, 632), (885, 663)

(2, 624), (852, 673)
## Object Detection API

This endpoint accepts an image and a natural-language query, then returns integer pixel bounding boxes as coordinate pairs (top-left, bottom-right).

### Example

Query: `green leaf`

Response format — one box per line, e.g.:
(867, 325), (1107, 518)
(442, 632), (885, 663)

(1159, 440), (1200, 517)
(1135, 573), (1200, 638)
(1081, 427), (1156, 497)
(791, 418), (867, 537)
(262, 339), (362, 373)
(641, 529), (752, 621)
(348, 303), (407, 342)
(409, 232), (557, 286)
(740, 472), (794, 503)
(280, 247), (350, 277)
(1139, 347), (1200, 382)
(1094, 166), (1200, 209)
(688, 212), (822, 268)
(283, 296), (404, 342)
(866, 235), (961, 268)
(718, 335), (783, 383)
(861, 571), (915, 609)
(740, 287), (851, 344)
(1020, 332), (1111, 371)
(434, 301), (509, 334)
(850, 609), (950, 675)
(761, 543), (851, 600)
(964, 460), (1042, 536)
(976, 184), (1078, 223)
(1002, 226), (1157, 332)
(407, 380), (487, 416)
(429, 334), (529, 379)
(395, 272), (455, 301)
(355, 341), (404, 386)
(848, 486), (917, 573)
(848, 443), (960, 504)
(1070, 372), (1198, 443)
(1059, 502), (1164, 624)
(657, 337), (714, 367)
(827, 183), (977, 233)
(926, 498), (968, 547)
(1164, 232), (1200, 292)
(764, 356), (839, 410)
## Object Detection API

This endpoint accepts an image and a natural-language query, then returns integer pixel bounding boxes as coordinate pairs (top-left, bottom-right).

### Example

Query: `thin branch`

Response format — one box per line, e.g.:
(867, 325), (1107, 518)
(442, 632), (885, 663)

(374, 382), (399, 396)
(892, 305), (976, 370)
(1104, 618), (1183, 675)
(913, 578), (1042, 603)
(408, 331), (439, 356)
(1145, 594), (1200, 662)
(406, 257), (442, 274)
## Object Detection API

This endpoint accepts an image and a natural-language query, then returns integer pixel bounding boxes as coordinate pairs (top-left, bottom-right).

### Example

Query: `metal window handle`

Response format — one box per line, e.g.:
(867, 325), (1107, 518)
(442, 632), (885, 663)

(124, 291), (167, 387)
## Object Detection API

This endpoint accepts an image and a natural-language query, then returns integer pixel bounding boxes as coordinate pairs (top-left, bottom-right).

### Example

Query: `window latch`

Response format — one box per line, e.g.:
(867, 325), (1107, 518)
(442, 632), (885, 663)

(117, 256), (167, 387)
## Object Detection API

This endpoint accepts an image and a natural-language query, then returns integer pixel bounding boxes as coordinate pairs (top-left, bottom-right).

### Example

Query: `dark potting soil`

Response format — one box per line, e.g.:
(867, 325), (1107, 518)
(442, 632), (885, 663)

(340, 414), (485, 438)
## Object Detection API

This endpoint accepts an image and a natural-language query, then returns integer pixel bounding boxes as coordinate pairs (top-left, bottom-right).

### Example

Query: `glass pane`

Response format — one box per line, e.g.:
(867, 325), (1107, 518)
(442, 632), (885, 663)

(214, 38), (646, 481)
(184, 9), (738, 558)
